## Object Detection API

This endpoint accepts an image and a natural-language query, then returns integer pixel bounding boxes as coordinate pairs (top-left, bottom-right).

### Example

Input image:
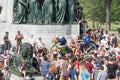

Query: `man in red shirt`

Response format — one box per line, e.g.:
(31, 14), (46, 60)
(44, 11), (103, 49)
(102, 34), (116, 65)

(85, 58), (94, 79)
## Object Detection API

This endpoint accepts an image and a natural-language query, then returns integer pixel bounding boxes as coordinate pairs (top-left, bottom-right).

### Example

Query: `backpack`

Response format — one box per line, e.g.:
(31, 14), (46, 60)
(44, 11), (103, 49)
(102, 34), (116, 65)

(51, 64), (58, 74)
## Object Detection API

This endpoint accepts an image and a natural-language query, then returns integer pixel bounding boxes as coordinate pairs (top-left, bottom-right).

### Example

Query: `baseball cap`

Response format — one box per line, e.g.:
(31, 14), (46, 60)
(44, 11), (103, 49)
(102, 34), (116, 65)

(96, 63), (102, 67)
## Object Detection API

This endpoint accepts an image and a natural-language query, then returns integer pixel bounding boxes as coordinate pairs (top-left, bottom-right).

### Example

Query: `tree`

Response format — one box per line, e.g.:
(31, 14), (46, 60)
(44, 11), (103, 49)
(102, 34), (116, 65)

(79, 0), (120, 30)
(79, 0), (106, 28)
(105, 0), (112, 30)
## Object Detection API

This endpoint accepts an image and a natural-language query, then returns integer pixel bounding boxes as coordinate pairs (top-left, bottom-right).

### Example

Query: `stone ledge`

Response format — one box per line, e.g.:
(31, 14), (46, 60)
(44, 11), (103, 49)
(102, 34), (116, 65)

(10, 73), (44, 80)
(0, 23), (74, 48)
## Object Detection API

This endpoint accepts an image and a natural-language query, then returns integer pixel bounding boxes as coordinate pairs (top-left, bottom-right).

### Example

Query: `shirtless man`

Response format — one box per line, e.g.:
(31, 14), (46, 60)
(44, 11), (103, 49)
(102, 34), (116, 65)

(15, 31), (24, 53)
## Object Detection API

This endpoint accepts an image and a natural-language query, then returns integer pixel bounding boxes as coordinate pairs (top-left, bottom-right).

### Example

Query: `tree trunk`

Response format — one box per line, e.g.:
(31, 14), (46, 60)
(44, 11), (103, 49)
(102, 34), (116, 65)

(105, 0), (112, 30)
(92, 21), (95, 29)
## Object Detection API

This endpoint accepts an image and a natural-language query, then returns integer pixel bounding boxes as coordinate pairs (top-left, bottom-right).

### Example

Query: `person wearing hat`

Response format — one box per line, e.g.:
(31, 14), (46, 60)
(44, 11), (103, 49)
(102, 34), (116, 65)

(93, 63), (102, 80)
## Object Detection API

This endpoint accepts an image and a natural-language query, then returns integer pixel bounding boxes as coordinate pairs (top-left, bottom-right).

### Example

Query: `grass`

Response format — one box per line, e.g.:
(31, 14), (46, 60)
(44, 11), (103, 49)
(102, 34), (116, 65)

(86, 19), (120, 33)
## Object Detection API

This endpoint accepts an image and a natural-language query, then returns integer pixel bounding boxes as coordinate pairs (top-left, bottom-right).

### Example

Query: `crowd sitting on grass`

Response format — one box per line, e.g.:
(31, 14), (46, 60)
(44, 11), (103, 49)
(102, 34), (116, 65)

(0, 28), (120, 80)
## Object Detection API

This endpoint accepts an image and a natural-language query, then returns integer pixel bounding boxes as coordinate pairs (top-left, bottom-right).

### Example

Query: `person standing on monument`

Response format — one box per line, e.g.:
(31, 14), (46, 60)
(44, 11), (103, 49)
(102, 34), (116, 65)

(78, 18), (88, 37)
(29, 34), (35, 47)
(15, 31), (24, 53)
(3, 32), (12, 51)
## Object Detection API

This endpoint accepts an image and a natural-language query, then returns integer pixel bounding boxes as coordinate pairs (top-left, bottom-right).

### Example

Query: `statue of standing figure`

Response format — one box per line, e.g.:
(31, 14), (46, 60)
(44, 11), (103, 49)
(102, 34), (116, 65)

(13, 0), (28, 24)
(68, 0), (75, 23)
(56, 0), (66, 24)
(12, 0), (84, 24)
(42, 0), (53, 24)
(28, 0), (40, 24)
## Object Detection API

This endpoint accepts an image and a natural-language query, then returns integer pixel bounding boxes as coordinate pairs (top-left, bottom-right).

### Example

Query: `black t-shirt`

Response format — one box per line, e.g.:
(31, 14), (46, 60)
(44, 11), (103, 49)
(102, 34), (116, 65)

(112, 38), (118, 44)
(107, 63), (118, 79)
(79, 21), (88, 35)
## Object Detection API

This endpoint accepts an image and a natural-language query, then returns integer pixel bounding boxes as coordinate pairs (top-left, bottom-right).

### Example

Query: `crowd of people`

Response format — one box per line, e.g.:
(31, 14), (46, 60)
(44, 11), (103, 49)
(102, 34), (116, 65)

(0, 26), (120, 80)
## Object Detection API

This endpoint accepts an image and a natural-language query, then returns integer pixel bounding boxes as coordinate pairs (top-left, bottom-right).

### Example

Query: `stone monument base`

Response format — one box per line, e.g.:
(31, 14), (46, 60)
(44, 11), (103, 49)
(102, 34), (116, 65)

(10, 73), (44, 80)
(0, 23), (79, 48)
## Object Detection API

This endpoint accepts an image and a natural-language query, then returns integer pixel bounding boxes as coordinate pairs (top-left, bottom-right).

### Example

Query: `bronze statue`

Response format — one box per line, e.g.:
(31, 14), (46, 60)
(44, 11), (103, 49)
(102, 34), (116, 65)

(13, 0), (84, 24)
(8, 43), (39, 76)
(56, 0), (66, 24)
(13, 0), (28, 23)
(28, 0), (40, 24)
(68, 0), (75, 23)
(42, 0), (53, 24)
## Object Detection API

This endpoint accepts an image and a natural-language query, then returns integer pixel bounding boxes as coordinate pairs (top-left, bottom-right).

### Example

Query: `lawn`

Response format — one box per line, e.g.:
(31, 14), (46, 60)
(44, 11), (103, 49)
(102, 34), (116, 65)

(87, 19), (120, 33)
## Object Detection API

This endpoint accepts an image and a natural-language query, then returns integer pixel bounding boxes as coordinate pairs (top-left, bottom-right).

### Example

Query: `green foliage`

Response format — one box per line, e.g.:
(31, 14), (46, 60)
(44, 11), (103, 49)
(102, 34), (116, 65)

(111, 0), (120, 22)
(79, 0), (120, 25)
(79, 0), (106, 23)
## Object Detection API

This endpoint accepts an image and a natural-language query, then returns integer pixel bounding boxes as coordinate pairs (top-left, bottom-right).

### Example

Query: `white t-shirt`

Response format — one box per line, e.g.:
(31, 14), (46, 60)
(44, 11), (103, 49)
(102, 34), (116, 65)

(29, 38), (35, 47)
(114, 47), (120, 56)
(35, 39), (45, 49)
(101, 39), (108, 46)
(103, 34), (109, 41)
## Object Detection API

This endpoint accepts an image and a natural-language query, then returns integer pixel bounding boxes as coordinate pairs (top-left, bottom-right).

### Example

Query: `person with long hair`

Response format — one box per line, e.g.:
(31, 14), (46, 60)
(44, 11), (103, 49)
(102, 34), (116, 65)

(18, 60), (27, 79)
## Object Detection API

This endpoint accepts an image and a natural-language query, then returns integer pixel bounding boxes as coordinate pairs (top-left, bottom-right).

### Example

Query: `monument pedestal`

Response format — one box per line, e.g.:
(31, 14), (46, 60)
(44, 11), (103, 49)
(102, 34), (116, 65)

(0, 23), (79, 48)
